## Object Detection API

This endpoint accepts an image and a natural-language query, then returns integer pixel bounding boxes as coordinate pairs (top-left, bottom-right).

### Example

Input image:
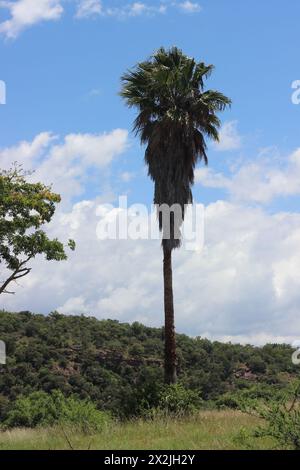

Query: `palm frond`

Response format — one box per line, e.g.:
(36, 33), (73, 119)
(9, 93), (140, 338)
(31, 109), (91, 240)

(120, 47), (231, 250)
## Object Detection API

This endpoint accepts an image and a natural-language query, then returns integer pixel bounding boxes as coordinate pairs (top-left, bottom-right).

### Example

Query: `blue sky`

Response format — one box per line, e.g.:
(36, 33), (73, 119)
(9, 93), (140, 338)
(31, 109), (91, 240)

(1, 0), (300, 345)
(1, 0), (300, 205)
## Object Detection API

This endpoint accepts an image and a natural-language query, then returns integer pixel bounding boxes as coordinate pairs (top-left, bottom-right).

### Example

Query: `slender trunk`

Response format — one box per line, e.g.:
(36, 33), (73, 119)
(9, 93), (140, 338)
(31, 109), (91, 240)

(163, 245), (177, 384)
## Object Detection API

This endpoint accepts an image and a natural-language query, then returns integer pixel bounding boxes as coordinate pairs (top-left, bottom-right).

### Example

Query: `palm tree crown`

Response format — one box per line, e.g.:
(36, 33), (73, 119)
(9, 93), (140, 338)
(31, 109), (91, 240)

(121, 46), (231, 250)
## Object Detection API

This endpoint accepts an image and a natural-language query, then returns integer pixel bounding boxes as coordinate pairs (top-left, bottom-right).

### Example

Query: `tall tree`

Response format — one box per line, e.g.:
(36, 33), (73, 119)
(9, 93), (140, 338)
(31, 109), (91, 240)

(0, 165), (75, 295)
(121, 47), (231, 383)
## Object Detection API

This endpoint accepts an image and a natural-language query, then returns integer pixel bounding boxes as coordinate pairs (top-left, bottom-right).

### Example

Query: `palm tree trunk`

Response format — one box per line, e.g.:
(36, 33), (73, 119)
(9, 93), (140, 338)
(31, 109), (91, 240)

(163, 245), (177, 384)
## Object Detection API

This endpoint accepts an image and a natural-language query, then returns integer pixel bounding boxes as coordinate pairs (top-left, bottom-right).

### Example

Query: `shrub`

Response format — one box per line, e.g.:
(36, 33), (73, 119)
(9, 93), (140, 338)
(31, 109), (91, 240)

(128, 343), (144, 357)
(216, 384), (285, 410)
(216, 395), (240, 410)
(247, 356), (267, 374)
(240, 382), (300, 449)
(59, 395), (111, 433)
(255, 403), (300, 449)
(155, 384), (202, 417)
(3, 390), (111, 433)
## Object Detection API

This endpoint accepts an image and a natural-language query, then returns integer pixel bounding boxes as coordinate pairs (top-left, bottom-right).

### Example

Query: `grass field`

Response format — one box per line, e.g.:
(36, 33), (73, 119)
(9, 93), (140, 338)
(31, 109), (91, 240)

(0, 410), (278, 450)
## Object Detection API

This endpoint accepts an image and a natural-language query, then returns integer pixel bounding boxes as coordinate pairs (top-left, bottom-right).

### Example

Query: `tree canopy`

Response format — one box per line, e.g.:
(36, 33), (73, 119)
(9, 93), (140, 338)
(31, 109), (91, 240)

(121, 46), (231, 249)
(0, 165), (75, 295)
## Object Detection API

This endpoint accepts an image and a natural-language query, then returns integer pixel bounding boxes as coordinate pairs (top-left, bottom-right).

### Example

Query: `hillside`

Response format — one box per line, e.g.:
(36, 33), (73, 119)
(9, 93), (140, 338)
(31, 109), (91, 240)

(0, 310), (299, 420)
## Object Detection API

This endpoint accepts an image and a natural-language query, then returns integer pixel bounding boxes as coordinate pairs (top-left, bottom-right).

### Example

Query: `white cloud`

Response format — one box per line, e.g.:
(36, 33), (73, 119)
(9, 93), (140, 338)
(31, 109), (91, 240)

(0, 132), (55, 168)
(75, 0), (102, 19)
(2, 191), (300, 345)
(204, 332), (298, 347)
(3, 133), (300, 346)
(58, 295), (90, 314)
(0, 129), (129, 203)
(213, 120), (242, 152)
(178, 1), (201, 13)
(0, 0), (63, 39)
(0, 1), (202, 38)
(105, 2), (167, 19)
(75, 1), (168, 20)
(127, 2), (148, 16)
(195, 167), (230, 189)
(196, 147), (300, 204)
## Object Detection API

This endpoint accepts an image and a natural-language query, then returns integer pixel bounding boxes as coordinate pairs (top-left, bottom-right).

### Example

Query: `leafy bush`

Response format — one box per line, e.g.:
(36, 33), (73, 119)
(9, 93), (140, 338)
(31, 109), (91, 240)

(3, 390), (111, 433)
(240, 382), (300, 449)
(247, 356), (267, 374)
(216, 395), (240, 410)
(256, 403), (300, 449)
(216, 383), (286, 410)
(153, 384), (202, 417)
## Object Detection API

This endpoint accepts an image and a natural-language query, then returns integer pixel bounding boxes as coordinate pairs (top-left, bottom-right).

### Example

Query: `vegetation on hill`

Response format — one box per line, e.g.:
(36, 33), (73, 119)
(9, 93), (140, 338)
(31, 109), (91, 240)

(0, 310), (299, 424)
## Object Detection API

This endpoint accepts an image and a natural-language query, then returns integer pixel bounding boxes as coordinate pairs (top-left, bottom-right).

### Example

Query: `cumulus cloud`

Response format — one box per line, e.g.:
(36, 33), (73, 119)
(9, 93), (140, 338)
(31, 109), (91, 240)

(3, 131), (300, 345)
(196, 147), (300, 204)
(195, 167), (230, 190)
(0, 0), (63, 39)
(0, 129), (129, 203)
(0, 132), (55, 168)
(2, 192), (300, 345)
(213, 120), (242, 152)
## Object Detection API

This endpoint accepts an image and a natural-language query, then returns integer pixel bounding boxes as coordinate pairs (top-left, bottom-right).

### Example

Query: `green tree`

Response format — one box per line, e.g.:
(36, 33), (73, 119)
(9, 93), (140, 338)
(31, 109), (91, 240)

(248, 356), (267, 374)
(121, 47), (231, 383)
(0, 165), (75, 295)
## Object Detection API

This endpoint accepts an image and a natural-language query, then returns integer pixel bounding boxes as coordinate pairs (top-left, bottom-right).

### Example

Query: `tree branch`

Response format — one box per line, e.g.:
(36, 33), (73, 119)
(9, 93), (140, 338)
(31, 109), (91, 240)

(0, 257), (32, 295)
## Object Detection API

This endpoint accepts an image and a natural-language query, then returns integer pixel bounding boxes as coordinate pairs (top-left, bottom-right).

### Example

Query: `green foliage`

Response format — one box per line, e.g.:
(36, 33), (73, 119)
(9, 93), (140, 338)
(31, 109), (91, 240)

(128, 343), (144, 357)
(216, 383), (287, 410)
(0, 311), (299, 420)
(248, 356), (267, 374)
(240, 382), (300, 450)
(216, 395), (240, 410)
(0, 410), (276, 450)
(121, 47), (231, 250)
(156, 384), (203, 417)
(3, 390), (112, 433)
(0, 165), (75, 295)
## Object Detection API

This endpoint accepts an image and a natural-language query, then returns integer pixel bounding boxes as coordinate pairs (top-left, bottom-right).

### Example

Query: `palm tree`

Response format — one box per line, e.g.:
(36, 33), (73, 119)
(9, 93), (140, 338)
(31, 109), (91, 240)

(121, 47), (231, 384)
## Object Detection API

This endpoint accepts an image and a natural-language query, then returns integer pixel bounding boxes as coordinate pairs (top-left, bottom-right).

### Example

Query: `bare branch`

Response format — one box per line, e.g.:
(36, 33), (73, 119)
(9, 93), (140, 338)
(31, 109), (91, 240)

(0, 256), (32, 295)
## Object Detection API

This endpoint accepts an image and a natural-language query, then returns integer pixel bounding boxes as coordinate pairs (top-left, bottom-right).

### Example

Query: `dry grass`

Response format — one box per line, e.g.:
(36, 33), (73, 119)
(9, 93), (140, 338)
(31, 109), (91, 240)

(0, 410), (277, 450)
